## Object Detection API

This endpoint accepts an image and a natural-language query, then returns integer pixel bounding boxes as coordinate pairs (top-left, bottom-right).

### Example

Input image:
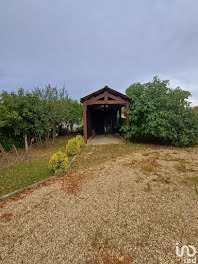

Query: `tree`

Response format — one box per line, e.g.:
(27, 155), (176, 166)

(0, 89), (39, 151)
(65, 99), (83, 131)
(34, 84), (69, 143)
(193, 106), (198, 113)
(124, 76), (198, 146)
(0, 85), (82, 151)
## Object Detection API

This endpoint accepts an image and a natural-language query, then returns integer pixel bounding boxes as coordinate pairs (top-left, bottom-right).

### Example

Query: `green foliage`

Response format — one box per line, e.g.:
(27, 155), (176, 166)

(125, 76), (198, 146)
(0, 134), (22, 151)
(75, 125), (83, 135)
(49, 151), (69, 175)
(0, 89), (40, 150)
(75, 135), (85, 147)
(65, 99), (83, 131)
(0, 85), (83, 151)
(66, 137), (80, 156)
(193, 106), (198, 113)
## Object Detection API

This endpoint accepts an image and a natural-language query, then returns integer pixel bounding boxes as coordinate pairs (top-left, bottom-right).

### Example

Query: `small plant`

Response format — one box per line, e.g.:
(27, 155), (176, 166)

(152, 177), (158, 182)
(66, 137), (80, 156)
(144, 164), (154, 173)
(131, 159), (136, 166)
(117, 182), (122, 212)
(92, 227), (101, 246)
(135, 176), (143, 183)
(195, 185), (198, 195)
(142, 152), (150, 157)
(144, 182), (151, 192)
(175, 162), (187, 173)
(178, 209), (185, 223)
(75, 135), (84, 147)
(49, 151), (69, 175)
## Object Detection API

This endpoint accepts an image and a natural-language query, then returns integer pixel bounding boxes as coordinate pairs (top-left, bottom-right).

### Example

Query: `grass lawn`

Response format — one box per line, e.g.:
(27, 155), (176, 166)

(0, 135), (73, 196)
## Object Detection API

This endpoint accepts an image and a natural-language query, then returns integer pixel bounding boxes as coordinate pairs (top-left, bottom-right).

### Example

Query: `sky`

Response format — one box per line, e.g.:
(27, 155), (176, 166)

(0, 0), (198, 105)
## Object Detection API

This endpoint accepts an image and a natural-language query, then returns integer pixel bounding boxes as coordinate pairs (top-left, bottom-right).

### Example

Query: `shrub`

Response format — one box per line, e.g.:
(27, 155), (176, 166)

(75, 135), (84, 147)
(125, 76), (198, 146)
(76, 125), (83, 135)
(49, 151), (69, 175)
(66, 137), (80, 156)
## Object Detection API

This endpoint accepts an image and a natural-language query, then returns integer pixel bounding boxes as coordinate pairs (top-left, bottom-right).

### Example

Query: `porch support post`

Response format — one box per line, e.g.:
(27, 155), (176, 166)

(126, 101), (130, 142)
(126, 101), (129, 127)
(83, 102), (88, 144)
(119, 108), (122, 127)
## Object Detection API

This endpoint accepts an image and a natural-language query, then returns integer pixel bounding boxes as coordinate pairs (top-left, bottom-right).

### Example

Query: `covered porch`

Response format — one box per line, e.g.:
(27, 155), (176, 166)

(80, 86), (130, 144)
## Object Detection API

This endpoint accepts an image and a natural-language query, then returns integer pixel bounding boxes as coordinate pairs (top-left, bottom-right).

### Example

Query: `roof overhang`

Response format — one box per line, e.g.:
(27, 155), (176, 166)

(80, 86), (130, 104)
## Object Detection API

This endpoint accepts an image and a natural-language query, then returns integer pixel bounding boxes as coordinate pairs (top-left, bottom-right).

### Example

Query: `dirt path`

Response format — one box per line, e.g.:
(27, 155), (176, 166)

(0, 145), (198, 263)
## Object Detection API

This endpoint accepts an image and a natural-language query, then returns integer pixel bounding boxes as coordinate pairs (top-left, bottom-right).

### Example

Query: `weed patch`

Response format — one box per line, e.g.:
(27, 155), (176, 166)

(144, 183), (151, 192)
(61, 173), (92, 194)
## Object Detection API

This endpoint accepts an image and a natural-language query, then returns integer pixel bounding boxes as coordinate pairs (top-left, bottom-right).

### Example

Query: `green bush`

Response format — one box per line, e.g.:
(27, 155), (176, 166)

(125, 76), (198, 146)
(76, 125), (83, 135)
(75, 135), (84, 147)
(0, 134), (22, 151)
(66, 137), (80, 156)
(49, 151), (69, 175)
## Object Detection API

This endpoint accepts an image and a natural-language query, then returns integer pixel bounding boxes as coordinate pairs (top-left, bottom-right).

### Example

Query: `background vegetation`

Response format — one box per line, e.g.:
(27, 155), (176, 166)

(0, 85), (83, 151)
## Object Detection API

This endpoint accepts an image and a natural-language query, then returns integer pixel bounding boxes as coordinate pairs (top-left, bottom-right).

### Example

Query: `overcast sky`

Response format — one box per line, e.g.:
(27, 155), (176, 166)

(0, 0), (198, 104)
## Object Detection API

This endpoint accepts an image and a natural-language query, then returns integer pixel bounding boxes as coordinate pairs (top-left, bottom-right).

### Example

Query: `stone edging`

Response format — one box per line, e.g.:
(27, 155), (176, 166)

(0, 155), (77, 202)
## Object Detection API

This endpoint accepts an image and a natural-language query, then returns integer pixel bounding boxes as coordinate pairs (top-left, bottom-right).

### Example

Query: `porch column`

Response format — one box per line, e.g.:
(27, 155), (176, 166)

(119, 108), (122, 127)
(83, 102), (88, 144)
(126, 101), (129, 127)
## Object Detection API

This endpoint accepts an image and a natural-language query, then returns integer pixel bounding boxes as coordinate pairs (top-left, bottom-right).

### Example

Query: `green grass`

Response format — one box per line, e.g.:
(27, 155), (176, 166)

(0, 135), (73, 196)
(130, 142), (149, 148)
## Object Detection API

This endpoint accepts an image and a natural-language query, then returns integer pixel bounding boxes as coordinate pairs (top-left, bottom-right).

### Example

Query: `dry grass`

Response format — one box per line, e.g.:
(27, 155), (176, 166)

(0, 212), (13, 223)
(85, 250), (133, 264)
(69, 143), (148, 173)
(123, 156), (162, 175)
(61, 173), (92, 195)
(0, 135), (74, 170)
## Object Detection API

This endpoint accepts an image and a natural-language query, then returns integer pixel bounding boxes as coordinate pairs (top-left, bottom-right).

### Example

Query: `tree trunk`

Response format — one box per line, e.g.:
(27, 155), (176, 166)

(52, 126), (56, 144)
(39, 135), (42, 145)
(0, 143), (5, 158)
(13, 144), (19, 157)
(46, 130), (49, 142)
(24, 134), (28, 152)
(70, 124), (73, 132)
(45, 130), (50, 147)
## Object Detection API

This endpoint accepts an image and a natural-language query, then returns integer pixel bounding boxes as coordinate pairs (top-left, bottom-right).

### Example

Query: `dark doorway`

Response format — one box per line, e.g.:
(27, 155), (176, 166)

(88, 104), (119, 135)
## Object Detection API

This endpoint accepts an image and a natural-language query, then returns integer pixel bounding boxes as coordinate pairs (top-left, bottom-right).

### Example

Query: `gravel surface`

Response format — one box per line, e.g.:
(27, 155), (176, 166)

(0, 145), (198, 263)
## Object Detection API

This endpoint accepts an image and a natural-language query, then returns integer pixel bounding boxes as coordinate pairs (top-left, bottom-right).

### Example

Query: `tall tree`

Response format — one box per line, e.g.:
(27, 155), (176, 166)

(0, 89), (38, 151)
(125, 76), (198, 146)
(34, 84), (69, 143)
(66, 99), (83, 131)
(0, 85), (82, 151)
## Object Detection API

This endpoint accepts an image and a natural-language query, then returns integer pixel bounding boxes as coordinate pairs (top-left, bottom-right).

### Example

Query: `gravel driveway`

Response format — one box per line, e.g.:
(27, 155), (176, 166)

(0, 145), (198, 263)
